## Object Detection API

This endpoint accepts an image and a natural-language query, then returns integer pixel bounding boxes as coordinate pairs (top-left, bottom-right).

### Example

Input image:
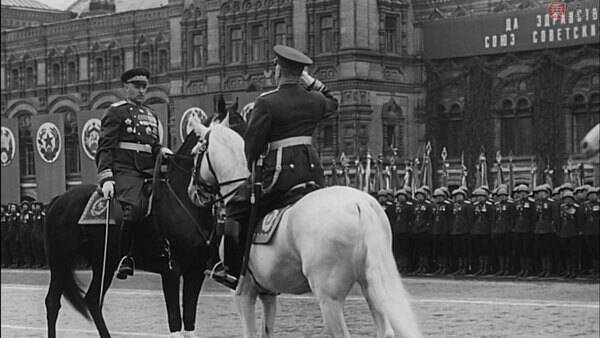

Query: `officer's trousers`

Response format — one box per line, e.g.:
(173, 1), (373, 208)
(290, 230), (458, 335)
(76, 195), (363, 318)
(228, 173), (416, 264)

(19, 224), (33, 266)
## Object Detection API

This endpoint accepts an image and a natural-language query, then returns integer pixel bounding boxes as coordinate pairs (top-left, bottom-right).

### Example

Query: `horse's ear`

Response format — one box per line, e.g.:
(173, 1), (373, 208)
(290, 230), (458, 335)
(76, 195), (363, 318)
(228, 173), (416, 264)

(190, 114), (209, 138)
(220, 113), (230, 128)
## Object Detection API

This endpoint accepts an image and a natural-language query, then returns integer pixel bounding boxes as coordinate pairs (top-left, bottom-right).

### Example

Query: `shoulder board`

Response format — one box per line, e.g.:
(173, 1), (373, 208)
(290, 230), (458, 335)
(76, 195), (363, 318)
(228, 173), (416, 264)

(425, 200), (432, 204)
(547, 198), (555, 202)
(110, 100), (127, 108)
(464, 200), (471, 204)
(527, 197), (535, 202)
(573, 203), (580, 208)
(406, 201), (413, 206)
(443, 200), (451, 205)
(485, 201), (493, 205)
(259, 88), (279, 97)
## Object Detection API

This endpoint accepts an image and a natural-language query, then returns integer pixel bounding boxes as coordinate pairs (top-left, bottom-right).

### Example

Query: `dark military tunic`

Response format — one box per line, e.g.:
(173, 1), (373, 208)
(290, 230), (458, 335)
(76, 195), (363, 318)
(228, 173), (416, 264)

(393, 201), (414, 234)
(96, 99), (162, 221)
(432, 201), (452, 235)
(583, 200), (600, 260)
(411, 200), (433, 257)
(471, 200), (495, 257)
(492, 200), (515, 257)
(19, 209), (33, 266)
(1, 210), (10, 266)
(451, 200), (474, 258)
(31, 210), (46, 267)
(244, 82), (338, 193)
(533, 198), (559, 235)
(558, 201), (584, 262)
(6, 210), (21, 266)
(513, 197), (535, 258)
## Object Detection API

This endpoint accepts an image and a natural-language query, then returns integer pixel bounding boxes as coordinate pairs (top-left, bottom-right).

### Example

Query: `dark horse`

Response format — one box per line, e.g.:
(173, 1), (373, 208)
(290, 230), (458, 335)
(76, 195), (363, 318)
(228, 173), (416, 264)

(44, 132), (215, 337)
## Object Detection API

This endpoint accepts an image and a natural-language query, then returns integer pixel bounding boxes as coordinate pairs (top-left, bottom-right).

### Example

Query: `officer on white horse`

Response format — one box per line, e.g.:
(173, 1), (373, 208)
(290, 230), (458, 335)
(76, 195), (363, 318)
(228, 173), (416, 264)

(207, 45), (338, 289)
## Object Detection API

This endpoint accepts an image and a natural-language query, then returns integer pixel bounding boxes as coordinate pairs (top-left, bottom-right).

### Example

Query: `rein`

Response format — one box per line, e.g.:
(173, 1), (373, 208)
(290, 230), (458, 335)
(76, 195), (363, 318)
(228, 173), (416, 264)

(191, 131), (247, 207)
(151, 152), (211, 245)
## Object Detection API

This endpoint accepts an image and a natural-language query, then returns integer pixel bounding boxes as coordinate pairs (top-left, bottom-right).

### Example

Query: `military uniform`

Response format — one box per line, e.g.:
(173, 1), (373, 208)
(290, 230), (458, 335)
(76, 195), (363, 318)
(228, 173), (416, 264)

(471, 189), (495, 275)
(583, 188), (599, 278)
(491, 192), (515, 276)
(30, 203), (46, 268)
(431, 188), (452, 274)
(19, 202), (33, 268)
(218, 45), (338, 288)
(411, 188), (433, 274)
(533, 185), (559, 277)
(513, 185), (535, 277)
(1, 205), (9, 267)
(6, 204), (21, 267)
(558, 192), (584, 278)
(393, 190), (413, 273)
(450, 189), (474, 275)
(96, 67), (169, 279)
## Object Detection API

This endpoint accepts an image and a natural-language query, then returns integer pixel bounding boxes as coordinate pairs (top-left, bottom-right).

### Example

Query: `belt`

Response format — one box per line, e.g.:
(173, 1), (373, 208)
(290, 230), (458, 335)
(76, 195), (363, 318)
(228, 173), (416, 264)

(118, 142), (152, 153)
(268, 136), (312, 150)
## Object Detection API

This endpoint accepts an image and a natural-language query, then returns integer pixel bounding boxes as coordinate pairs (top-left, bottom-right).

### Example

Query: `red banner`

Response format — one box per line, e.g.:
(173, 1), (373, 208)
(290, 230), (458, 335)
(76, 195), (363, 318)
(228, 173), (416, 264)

(32, 114), (66, 203)
(1, 117), (21, 204)
(423, 1), (598, 59)
(77, 110), (104, 185)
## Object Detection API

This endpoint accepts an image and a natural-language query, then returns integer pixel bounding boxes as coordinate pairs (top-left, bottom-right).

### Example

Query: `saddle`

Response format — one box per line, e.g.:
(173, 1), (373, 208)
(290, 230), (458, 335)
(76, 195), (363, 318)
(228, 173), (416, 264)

(78, 190), (123, 226)
(252, 181), (319, 245)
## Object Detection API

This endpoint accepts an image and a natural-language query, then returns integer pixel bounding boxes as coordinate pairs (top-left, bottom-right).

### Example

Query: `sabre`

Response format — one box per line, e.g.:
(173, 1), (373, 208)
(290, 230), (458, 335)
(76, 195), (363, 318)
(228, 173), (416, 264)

(99, 197), (110, 309)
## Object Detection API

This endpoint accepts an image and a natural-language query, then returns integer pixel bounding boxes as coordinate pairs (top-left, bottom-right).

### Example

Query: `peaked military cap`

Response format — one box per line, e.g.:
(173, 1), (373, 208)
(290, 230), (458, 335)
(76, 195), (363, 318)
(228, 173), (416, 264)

(273, 45), (313, 67)
(480, 185), (491, 194)
(552, 187), (561, 196)
(440, 186), (450, 198)
(559, 182), (574, 192)
(415, 187), (428, 197)
(562, 190), (575, 199)
(421, 185), (432, 195)
(121, 67), (150, 83)
(575, 184), (591, 194)
(20, 200), (30, 206)
(533, 185), (546, 193)
(377, 189), (387, 197)
(587, 187), (599, 195)
(515, 184), (529, 192)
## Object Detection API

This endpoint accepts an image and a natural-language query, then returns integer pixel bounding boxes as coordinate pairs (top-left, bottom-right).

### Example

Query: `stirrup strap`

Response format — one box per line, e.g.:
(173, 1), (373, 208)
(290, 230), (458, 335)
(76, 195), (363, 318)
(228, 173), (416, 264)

(207, 261), (224, 279)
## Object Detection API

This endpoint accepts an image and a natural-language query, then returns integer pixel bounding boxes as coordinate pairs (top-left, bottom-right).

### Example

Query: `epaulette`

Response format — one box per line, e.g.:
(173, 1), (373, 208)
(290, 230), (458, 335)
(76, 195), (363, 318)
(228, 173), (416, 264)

(443, 200), (452, 205)
(110, 100), (127, 107)
(425, 200), (432, 204)
(485, 201), (493, 205)
(406, 201), (413, 206)
(464, 200), (472, 204)
(527, 197), (535, 202)
(573, 203), (580, 208)
(548, 197), (555, 202)
(259, 88), (279, 97)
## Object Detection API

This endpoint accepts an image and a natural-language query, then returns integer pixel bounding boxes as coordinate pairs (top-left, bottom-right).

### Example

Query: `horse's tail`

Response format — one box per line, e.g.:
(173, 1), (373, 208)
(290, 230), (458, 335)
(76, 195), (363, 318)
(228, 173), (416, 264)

(62, 262), (91, 320)
(359, 198), (421, 338)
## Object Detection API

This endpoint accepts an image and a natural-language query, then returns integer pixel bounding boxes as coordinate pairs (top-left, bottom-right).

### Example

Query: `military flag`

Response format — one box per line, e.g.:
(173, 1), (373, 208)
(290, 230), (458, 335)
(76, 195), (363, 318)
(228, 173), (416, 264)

(421, 141), (433, 189)
(476, 146), (488, 188)
(441, 146), (449, 188)
(356, 158), (364, 191)
(544, 158), (554, 188)
(562, 158), (573, 185)
(530, 156), (538, 191)
(460, 152), (468, 189)
(330, 159), (339, 186)
(577, 163), (585, 186)
(32, 113), (66, 203)
(375, 154), (384, 192)
(413, 158), (421, 192)
(364, 152), (372, 193)
(494, 151), (504, 189)
(1, 117), (20, 204)
(403, 160), (412, 190)
(340, 153), (350, 186)
(390, 148), (400, 192)
(508, 151), (515, 194)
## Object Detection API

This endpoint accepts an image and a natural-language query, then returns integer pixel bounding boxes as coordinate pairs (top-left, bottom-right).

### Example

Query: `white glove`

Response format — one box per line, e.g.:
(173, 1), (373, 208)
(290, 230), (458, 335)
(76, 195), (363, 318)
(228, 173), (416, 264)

(101, 181), (114, 199)
(160, 147), (174, 156)
(300, 70), (325, 91)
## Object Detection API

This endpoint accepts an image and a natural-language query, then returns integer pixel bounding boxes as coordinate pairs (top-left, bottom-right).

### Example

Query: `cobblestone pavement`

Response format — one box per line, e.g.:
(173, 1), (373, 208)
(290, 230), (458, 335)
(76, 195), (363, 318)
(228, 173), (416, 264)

(1, 269), (598, 337)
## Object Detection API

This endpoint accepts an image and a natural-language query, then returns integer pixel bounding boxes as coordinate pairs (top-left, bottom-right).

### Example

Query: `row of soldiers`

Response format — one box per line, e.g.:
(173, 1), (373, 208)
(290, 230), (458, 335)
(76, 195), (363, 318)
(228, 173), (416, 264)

(376, 183), (600, 279)
(1, 201), (47, 268)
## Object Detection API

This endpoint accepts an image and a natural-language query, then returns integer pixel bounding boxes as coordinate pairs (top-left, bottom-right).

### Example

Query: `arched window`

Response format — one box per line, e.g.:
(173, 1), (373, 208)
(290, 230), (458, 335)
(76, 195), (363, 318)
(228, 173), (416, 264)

(11, 68), (20, 89)
(67, 61), (77, 84)
(230, 27), (242, 63)
(500, 97), (532, 155)
(572, 93), (600, 152)
(61, 110), (80, 175)
(140, 51), (150, 69)
(438, 102), (463, 157)
(111, 55), (121, 79)
(382, 98), (403, 157)
(25, 67), (34, 89)
(274, 22), (287, 46)
(17, 112), (35, 177)
(158, 49), (168, 74)
(94, 57), (104, 81)
(191, 34), (204, 68)
(52, 63), (61, 86)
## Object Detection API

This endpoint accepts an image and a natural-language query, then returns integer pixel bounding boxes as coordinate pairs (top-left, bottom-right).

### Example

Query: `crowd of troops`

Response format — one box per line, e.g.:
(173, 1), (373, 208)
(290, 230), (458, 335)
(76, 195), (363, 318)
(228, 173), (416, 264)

(375, 183), (600, 279)
(1, 201), (47, 268)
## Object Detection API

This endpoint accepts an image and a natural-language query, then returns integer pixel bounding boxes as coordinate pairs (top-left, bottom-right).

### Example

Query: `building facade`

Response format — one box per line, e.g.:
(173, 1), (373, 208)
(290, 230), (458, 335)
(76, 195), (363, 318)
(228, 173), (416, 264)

(1, 0), (598, 202)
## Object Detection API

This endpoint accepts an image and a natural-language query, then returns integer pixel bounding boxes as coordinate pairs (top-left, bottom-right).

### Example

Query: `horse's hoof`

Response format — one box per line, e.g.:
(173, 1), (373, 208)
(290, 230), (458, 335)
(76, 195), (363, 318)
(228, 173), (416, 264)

(169, 332), (185, 338)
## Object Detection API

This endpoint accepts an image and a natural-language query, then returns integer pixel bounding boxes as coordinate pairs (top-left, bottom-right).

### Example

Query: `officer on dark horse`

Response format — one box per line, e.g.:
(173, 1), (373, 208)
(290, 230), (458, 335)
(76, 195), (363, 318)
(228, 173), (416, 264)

(96, 67), (174, 279)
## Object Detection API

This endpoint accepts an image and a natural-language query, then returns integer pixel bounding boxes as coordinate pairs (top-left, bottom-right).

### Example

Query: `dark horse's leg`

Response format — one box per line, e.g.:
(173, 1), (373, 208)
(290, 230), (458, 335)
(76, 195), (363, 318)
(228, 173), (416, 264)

(45, 254), (70, 338)
(161, 268), (183, 333)
(82, 227), (120, 338)
(182, 268), (206, 332)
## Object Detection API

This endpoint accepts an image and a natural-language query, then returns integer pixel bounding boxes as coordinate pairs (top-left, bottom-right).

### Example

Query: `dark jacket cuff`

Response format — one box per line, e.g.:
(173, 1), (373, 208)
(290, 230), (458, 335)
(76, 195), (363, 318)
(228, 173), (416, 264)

(97, 169), (114, 185)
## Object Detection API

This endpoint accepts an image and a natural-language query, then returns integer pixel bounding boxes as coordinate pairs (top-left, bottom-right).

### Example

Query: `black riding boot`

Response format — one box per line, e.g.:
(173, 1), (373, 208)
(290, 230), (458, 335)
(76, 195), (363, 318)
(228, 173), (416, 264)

(206, 219), (243, 290)
(117, 220), (135, 280)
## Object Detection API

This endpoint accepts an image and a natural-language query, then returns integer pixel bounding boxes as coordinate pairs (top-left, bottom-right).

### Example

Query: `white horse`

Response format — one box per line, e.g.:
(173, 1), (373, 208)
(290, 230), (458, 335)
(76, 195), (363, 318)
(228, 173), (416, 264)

(581, 123), (599, 159)
(188, 121), (421, 338)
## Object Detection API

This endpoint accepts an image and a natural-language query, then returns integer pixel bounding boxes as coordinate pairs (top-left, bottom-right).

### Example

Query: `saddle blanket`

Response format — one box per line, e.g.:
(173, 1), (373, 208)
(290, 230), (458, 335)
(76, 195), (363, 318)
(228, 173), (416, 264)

(78, 190), (119, 225)
(252, 204), (294, 245)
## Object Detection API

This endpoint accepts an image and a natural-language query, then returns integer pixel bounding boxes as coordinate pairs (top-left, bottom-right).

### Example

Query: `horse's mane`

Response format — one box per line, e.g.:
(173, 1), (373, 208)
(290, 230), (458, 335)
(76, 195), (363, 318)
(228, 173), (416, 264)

(176, 132), (200, 156)
(208, 124), (248, 170)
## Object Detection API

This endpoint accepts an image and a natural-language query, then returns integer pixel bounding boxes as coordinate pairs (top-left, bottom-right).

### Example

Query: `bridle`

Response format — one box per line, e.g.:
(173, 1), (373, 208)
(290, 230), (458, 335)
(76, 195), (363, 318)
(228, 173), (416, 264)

(190, 130), (247, 207)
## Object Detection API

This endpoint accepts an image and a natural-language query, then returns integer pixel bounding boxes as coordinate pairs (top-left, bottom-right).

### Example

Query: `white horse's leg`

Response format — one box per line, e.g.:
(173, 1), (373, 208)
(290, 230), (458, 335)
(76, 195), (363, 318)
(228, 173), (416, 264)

(234, 279), (259, 338)
(312, 288), (350, 338)
(258, 293), (277, 338)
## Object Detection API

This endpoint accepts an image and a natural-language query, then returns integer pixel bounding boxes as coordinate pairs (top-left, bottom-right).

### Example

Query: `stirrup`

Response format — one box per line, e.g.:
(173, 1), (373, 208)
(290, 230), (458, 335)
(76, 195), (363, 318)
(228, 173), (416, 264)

(116, 256), (134, 280)
(204, 261), (238, 289)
